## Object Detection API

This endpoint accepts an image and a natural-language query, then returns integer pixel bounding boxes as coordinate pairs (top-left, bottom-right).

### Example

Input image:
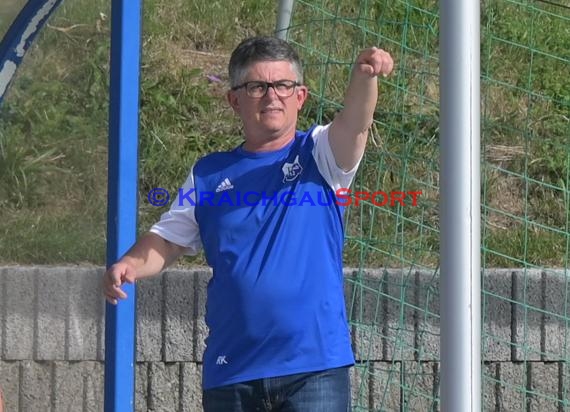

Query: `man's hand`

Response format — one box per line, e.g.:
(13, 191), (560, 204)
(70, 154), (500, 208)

(354, 47), (394, 78)
(100, 233), (187, 304)
(102, 262), (137, 305)
(328, 47), (394, 171)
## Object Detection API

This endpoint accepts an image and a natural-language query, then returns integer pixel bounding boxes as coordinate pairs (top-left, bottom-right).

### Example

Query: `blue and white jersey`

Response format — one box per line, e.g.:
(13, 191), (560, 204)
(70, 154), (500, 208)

(150, 124), (360, 389)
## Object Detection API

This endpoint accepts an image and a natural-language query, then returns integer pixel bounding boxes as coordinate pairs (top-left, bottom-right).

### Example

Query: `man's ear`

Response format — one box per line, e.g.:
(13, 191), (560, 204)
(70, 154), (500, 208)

(227, 90), (240, 113)
(296, 85), (309, 110)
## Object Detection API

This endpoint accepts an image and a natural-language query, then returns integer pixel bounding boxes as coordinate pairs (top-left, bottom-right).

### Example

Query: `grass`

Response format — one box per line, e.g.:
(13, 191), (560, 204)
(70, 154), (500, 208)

(0, 0), (568, 269)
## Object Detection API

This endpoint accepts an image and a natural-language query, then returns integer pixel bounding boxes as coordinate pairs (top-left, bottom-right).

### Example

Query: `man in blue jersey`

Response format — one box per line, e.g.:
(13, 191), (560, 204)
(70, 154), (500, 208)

(103, 36), (393, 411)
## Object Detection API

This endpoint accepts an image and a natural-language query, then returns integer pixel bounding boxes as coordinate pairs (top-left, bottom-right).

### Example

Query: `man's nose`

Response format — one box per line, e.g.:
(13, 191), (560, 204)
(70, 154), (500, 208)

(264, 85), (279, 98)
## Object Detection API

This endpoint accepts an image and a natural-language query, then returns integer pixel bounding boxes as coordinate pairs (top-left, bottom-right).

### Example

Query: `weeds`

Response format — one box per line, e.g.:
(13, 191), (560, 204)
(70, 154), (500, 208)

(0, 0), (568, 267)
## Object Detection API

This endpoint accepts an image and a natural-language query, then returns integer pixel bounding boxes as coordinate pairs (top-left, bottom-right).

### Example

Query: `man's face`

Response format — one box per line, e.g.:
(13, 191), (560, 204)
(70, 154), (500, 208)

(227, 60), (308, 147)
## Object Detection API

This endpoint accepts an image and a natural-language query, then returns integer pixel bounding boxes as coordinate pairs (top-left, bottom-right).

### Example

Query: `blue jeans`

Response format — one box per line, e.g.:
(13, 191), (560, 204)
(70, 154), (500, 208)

(202, 366), (352, 412)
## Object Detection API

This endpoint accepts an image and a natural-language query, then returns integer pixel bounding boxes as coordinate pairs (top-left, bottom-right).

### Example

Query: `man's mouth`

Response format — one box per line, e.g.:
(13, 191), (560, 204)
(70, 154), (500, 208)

(261, 107), (283, 113)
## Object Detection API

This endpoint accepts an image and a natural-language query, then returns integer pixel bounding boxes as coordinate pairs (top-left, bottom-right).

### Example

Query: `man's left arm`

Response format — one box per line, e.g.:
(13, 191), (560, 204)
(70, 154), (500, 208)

(328, 47), (394, 171)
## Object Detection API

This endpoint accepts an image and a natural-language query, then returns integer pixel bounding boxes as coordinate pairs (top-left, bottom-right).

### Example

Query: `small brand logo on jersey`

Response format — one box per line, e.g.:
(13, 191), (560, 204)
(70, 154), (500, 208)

(215, 178), (234, 192)
(216, 356), (228, 365)
(282, 155), (303, 182)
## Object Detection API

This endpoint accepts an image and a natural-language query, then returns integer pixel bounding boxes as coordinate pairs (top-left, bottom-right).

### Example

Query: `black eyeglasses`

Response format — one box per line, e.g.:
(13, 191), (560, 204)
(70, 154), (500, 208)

(231, 80), (301, 98)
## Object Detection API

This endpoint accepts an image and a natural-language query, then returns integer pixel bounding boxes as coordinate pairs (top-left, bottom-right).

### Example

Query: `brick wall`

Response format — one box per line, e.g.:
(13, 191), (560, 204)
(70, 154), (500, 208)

(0, 266), (567, 411)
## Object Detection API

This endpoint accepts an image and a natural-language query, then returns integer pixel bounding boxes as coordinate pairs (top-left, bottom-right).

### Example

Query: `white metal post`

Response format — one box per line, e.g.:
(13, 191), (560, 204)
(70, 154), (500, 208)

(439, 0), (481, 411)
(275, 0), (295, 39)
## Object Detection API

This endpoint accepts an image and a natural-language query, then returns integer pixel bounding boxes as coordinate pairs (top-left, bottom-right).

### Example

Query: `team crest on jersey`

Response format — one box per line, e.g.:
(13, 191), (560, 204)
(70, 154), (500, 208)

(282, 155), (303, 182)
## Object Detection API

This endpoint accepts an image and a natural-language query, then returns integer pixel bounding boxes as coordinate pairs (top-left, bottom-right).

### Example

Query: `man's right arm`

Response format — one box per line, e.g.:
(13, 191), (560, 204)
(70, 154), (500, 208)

(102, 232), (186, 304)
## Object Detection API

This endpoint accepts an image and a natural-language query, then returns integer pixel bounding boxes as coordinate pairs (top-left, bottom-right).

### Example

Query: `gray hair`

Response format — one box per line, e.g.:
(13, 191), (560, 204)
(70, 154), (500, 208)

(228, 36), (304, 88)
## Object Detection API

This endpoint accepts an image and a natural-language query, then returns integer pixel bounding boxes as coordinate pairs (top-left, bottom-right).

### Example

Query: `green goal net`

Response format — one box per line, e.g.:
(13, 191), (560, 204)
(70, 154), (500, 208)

(287, 0), (570, 410)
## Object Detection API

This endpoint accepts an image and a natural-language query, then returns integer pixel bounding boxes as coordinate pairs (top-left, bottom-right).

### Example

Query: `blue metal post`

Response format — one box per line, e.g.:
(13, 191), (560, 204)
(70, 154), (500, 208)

(104, 0), (141, 410)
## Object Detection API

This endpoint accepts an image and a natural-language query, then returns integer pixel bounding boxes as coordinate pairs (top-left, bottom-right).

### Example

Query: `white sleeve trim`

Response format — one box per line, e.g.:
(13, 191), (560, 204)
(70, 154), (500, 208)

(311, 123), (361, 191)
(149, 167), (202, 256)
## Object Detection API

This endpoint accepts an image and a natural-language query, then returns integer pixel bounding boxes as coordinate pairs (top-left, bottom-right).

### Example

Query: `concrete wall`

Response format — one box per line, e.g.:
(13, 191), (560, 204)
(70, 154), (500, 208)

(0, 266), (568, 411)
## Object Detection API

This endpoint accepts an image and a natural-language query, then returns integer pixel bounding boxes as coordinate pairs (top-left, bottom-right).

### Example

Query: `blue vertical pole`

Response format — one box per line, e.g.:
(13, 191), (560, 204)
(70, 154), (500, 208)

(104, 0), (141, 410)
